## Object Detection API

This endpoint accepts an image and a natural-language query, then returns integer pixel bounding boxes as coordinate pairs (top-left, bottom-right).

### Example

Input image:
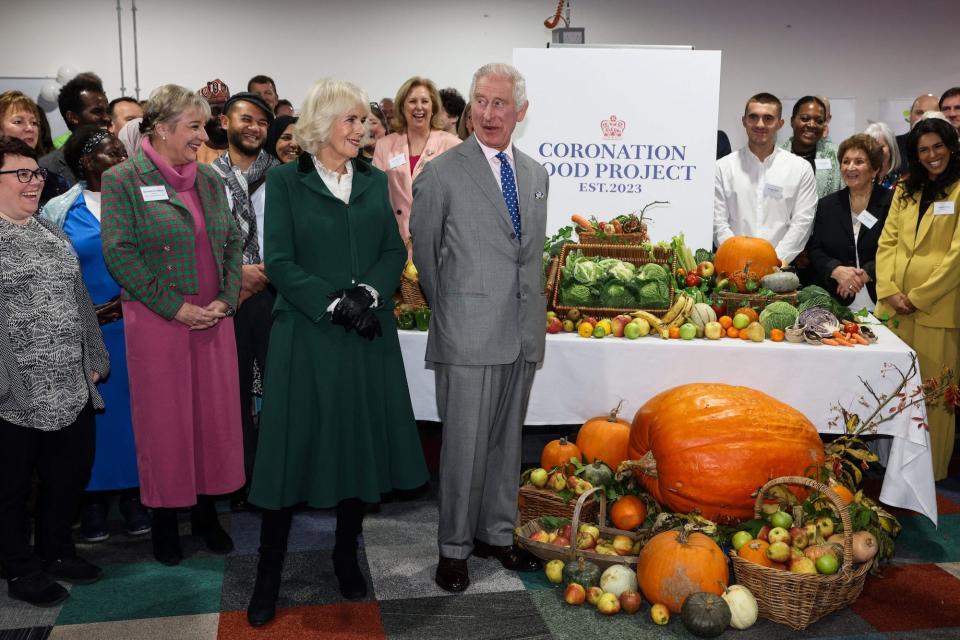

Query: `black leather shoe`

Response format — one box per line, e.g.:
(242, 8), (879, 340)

(151, 509), (182, 566)
(190, 502), (234, 554)
(434, 556), (470, 593)
(45, 557), (103, 585)
(472, 539), (540, 572)
(247, 551), (284, 627)
(7, 571), (69, 607)
(332, 545), (367, 600)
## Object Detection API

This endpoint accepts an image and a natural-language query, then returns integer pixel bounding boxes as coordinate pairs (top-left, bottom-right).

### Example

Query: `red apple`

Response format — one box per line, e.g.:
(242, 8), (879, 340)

(551, 536), (571, 548)
(697, 261), (715, 278)
(789, 527), (809, 549)
(611, 315), (632, 338)
(564, 583), (586, 605)
(619, 591), (643, 614)
(558, 524), (573, 540)
(757, 525), (771, 542)
(529, 530), (551, 544)
(586, 586), (604, 606)
(546, 317), (562, 334)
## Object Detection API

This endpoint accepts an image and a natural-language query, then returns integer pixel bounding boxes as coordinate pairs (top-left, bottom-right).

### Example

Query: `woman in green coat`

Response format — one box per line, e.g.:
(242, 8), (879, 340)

(246, 79), (429, 627)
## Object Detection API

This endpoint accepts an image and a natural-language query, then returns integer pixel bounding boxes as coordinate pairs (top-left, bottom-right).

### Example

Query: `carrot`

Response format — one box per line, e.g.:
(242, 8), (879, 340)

(612, 219), (623, 233)
(850, 333), (870, 345)
(831, 331), (854, 346)
(571, 214), (593, 230)
(821, 338), (840, 346)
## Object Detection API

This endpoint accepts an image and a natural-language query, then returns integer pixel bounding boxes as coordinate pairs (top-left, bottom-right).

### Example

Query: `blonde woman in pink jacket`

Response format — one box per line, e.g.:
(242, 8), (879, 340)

(373, 77), (460, 254)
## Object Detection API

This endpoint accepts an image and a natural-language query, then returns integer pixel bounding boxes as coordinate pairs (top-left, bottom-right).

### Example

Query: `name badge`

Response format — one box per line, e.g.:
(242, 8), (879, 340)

(933, 201), (956, 215)
(763, 183), (783, 199)
(857, 210), (878, 229)
(815, 158), (832, 171)
(388, 154), (406, 169)
(140, 185), (169, 202)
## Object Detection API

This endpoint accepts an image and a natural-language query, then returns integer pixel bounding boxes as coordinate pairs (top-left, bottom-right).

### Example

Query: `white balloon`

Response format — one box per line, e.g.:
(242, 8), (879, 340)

(56, 65), (78, 85)
(39, 81), (62, 103)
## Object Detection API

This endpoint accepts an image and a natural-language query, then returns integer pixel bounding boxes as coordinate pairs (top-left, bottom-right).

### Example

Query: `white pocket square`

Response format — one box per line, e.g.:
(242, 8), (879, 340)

(535, 191), (545, 200)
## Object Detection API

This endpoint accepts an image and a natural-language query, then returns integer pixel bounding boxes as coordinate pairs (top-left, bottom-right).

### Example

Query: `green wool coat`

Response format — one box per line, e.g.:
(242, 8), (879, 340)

(248, 155), (429, 509)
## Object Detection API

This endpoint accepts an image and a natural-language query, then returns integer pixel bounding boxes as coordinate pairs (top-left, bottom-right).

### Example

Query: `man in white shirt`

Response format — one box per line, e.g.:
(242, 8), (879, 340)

(714, 92), (818, 265)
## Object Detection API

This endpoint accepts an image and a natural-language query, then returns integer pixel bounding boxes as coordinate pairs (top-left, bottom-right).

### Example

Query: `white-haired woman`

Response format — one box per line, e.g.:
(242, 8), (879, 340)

(245, 78), (428, 627)
(101, 84), (244, 567)
(864, 122), (902, 190)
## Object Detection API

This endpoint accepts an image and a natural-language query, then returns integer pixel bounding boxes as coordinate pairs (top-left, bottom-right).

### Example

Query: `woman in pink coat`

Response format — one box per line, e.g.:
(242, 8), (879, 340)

(373, 77), (460, 254)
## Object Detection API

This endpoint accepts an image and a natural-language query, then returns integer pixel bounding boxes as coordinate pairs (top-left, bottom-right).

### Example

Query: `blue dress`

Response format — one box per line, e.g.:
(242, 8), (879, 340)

(63, 193), (140, 490)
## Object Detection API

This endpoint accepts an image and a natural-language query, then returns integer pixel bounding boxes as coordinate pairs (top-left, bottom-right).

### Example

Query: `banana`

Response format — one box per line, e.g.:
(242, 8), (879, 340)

(667, 296), (696, 329)
(630, 310), (663, 333)
(660, 293), (688, 324)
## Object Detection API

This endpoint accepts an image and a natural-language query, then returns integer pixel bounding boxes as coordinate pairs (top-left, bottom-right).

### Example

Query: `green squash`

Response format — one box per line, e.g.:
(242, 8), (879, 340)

(681, 592), (731, 638)
(562, 556), (601, 588)
(580, 461), (614, 488)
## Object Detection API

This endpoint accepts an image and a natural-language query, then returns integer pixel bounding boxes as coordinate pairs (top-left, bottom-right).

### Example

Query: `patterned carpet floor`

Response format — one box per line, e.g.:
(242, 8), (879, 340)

(2, 436), (959, 639)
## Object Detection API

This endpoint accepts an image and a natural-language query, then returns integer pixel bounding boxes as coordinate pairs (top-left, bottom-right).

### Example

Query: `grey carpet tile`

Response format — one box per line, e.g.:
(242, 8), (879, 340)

(227, 510), (338, 556)
(74, 514), (232, 567)
(220, 549), (372, 612)
(0, 628), (52, 640)
(379, 590), (551, 640)
(0, 588), (67, 631)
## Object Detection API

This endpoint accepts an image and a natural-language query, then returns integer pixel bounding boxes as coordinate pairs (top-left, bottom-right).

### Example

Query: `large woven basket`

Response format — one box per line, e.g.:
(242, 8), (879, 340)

(399, 274), (427, 307)
(518, 483), (597, 524)
(717, 290), (799, 313)
(518, 486), (642, 570)
(729, 476), (871, 630)
(576, 228), (648, 245)
(551, 243), (676, 318)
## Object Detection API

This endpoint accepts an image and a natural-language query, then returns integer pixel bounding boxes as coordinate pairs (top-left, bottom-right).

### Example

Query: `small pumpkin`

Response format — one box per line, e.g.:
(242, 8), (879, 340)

(599, 563), (638, 597)
(580, 460), (614, 488)
(541, 437), (581, 474)
(636, 528), (729, 614)
(737, 539), (772, 568)
(760, 269), (800, 293)
(562, 556), (601, 588)
(720, 584), (758, 630)
(575, 402), (631, 471)
(714, 236), (780, 292)
(610, 495), (647, 531)
(681, 592), (731, 638)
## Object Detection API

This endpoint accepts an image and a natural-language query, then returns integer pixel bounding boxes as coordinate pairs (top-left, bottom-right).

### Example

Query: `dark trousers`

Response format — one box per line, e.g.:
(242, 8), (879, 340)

(234, 287), (275, 482)
(0, 402), (95, 578)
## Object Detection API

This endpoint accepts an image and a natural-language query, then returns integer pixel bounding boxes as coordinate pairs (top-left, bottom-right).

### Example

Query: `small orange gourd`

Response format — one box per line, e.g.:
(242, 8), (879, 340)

(636, 528), (729, 614)
(737, 539), (772, 567)
(575, 401), (631, 471)
(540, 437), (581, 474)
(609, 495), (647, 531)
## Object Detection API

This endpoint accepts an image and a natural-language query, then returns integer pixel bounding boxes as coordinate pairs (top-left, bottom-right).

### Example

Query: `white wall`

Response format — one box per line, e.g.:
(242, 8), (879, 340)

(3, 0), (956, 149)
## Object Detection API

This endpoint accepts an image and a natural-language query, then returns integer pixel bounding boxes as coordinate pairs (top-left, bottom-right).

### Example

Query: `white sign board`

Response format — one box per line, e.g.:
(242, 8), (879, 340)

(512, 48), (721, 250)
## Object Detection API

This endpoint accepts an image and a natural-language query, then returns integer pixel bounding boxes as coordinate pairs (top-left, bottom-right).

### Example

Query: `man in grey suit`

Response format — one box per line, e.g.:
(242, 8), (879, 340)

(410, 63), (548, 593)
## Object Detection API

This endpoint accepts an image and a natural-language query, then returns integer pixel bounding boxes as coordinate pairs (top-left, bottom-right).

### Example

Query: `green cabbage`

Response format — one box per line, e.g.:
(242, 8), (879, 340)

(798, 285), (831, 304)
(600, 282), (636, 308)
(573, 260), (604, 285)
(759, 301), (800, 336)
(639, 262), (667, 281)
(637, 279), (670, 308)
(608, 261), (636, 284)
(561, 283), (594, 307)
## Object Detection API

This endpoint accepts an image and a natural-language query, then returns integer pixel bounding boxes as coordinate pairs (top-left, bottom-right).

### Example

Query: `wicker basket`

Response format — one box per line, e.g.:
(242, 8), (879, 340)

(399, 274), (427, 307)
(544, 256), (559, 300)
(717, 290), (799, 313)
(551, 243), (676, 318)
(518, 486), (641, 570)
(518, 483), (597, 524)
(576, 228), (649, 245)
(729, 476), (871, 630)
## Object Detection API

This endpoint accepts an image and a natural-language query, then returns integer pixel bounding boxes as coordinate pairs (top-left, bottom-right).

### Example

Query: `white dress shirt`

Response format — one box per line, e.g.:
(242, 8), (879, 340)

(714, 146), (818, 264)
(476, 137), (516, 195)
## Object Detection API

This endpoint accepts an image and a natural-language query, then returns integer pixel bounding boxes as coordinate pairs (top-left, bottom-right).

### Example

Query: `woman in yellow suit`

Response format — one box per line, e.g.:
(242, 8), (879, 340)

(876, 118), (960, 480)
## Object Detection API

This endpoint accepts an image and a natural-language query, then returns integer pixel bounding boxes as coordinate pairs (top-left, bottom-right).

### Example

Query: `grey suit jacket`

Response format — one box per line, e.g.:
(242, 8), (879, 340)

(40, 147), (78, 187)
(410, 135), (549, 366)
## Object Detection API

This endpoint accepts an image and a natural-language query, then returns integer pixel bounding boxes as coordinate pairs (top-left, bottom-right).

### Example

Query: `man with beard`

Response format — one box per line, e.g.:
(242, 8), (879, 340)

(196, 79), (231, 164)
(210, 92), (278, 509)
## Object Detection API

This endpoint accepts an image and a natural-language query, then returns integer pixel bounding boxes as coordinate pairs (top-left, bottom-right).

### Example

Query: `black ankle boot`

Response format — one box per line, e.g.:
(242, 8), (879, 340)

(246, 508), (293, 627)
(151, 509), (182, 566)
(190, 496), (233, 554)
(333, 499), (366, 600)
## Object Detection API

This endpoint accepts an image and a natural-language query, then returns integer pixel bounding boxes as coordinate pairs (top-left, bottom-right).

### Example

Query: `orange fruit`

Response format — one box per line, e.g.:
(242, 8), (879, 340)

(770, 328), (785, 342)
(735, 307), (759, 323)
(610, 495), (648, 530)
(726, 327), (739, 338)
(578, 322), (594, 338)
(668, 326), (681, 339)
(739, 328), (751, 340)
(718, 315), (733, 329)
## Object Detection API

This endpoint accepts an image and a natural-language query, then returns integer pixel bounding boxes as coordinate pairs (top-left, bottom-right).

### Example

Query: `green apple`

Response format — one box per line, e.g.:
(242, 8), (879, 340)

(815, 553), (839, 575)
(730, 530), (753, 551)
(769, 510), (793, 529)
(733, 313), (750, 329)
(530, 467), (548, 488)
(679, 323), (697, 340)
(624, 322), (641, 339)
(631, 317), (650, 336)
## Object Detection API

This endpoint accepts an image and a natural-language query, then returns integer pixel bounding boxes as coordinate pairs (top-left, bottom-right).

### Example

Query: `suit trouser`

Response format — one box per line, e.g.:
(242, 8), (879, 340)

(234, 287), (275, 483)
(435, 355), (537, 560)
(0, 401), (95, 578)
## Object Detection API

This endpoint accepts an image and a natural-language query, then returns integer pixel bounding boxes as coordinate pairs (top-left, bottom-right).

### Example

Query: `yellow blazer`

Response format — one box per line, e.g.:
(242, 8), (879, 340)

(372, 130), (461, 245)
(875, 178), (960, 328)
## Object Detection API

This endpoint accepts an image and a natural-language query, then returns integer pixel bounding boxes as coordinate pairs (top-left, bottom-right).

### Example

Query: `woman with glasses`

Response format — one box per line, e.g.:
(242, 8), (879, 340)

(0, 136), (109, 607)
(41, 126), (151, 544)
(373, 77), (460, 256)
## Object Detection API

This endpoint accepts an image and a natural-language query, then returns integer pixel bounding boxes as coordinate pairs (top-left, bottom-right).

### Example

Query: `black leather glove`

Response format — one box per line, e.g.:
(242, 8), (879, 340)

(354, 308), (382, 341)
(328, 286), (374, 331)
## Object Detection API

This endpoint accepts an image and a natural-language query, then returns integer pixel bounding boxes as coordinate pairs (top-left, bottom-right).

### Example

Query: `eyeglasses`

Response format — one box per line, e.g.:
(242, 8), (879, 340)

(0, 167), (48, 183)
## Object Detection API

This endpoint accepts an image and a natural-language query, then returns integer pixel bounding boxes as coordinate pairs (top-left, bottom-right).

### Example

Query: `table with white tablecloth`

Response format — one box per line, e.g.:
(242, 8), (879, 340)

(398, 323), (937, 525)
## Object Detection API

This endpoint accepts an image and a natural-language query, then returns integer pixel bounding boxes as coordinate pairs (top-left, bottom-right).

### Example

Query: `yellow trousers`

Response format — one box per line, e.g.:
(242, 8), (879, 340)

(892, 315), (959, 480)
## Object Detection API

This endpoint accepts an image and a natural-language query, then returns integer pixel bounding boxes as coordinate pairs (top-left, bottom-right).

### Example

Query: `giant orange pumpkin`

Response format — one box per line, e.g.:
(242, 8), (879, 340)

(714, 236), (780, 292)
(636, 528), (729, 613)
(575, 402), (631, 471)
(627, 384), (824, 523)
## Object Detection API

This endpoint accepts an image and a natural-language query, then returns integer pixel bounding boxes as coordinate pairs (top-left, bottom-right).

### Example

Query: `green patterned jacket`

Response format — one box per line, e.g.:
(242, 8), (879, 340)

(100, 150), (242, 320)
(780, 137), (842, 198)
